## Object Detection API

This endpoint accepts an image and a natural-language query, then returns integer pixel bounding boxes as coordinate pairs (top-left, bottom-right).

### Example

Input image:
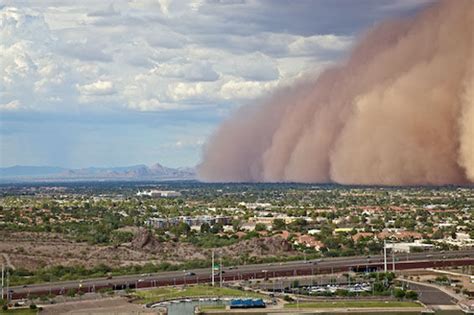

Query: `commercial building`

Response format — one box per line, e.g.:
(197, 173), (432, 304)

(385, 241), (434, 253)
(136, 190), (181, 198)
(145, 215), (231, 229)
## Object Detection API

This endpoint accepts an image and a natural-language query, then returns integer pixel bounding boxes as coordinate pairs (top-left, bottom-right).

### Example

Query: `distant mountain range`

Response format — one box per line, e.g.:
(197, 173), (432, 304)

(0, 163), (196, 181)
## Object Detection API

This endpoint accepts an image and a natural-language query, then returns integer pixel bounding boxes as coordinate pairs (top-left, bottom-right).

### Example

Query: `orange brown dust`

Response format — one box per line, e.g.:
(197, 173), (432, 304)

(198, 0), (474, 185)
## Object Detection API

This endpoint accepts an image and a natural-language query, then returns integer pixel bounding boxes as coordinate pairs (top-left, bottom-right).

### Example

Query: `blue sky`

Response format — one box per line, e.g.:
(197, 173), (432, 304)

(0, 0), (433, 168)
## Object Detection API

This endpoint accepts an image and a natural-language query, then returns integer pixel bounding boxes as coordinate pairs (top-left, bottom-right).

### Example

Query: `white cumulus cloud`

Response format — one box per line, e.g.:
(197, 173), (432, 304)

(77, 80), (116, 96)
(0, 100), (23, 111)
(0, 0), (422, 113)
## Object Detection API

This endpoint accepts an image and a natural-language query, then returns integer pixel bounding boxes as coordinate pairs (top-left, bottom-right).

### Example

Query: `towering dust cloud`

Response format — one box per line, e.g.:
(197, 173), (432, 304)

(198, 0), (474, 185)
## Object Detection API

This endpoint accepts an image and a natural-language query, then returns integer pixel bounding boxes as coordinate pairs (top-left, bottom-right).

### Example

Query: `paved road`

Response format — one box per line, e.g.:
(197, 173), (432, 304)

(7, 248), (474, 299)
(404, 282), (455, 305)
(400, 278), (463, 306)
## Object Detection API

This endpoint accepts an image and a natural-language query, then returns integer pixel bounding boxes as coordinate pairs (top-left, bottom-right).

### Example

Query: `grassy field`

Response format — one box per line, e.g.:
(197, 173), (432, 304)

(135, 285), (265, 304)
(284, 300), (421, 309)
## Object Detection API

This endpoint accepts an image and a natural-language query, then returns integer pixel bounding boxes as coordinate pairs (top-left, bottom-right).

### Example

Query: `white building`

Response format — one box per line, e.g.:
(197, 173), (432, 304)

(385, 240), (434, 253)
(136, 190), (181, 198)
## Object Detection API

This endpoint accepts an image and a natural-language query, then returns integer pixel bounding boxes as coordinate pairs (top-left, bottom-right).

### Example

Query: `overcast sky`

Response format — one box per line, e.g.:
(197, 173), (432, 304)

(0, 0), (433, 168)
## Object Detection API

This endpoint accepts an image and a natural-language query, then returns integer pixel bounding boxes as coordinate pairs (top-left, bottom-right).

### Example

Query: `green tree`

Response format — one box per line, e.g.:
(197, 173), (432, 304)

(111, 231), (134, 244)
(200, 223), (211, 233)
(232, 219), (242, 232)
(210, 223), (223, 234)
(405, 290), (418, 300)
(272, 219), (286, 231)
(66, 288), (77, 297)
(393, 288), (406, 299)
(174, 222), (191, 236)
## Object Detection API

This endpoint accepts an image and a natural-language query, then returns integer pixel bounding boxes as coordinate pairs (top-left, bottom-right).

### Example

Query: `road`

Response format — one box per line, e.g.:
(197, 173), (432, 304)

(401, 280), (457, 305)
(7, 248), (474, 300)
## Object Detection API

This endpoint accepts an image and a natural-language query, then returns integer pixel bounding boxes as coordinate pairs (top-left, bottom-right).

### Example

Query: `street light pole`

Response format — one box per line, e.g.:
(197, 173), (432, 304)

(219, 257), (223, 288)
(211, 250), (215, 287)
(1, 264), (4, 301)
(6, 269), (9, 303)
(392, 244), (395, 272)
(383, 240), (387, 272)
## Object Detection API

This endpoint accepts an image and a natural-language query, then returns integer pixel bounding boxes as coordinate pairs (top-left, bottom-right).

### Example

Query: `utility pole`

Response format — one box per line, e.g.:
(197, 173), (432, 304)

(211, 250), (215, 287)
(219, 257), (223, 288)
(6, 269), (9, 303)
(1, 264), (4, 301)
(392, 244), (395, 272)
(383, 240), (387, 272)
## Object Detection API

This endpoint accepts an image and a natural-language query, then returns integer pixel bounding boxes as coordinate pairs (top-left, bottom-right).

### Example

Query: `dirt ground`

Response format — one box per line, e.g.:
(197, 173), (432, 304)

(0, 231), (205, 270)
(0, 231), (297, 271)
(39, 297), (158, 314)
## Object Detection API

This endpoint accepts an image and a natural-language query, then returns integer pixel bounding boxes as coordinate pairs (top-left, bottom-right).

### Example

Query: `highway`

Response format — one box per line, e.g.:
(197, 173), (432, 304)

(7, 248), (474, 300)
